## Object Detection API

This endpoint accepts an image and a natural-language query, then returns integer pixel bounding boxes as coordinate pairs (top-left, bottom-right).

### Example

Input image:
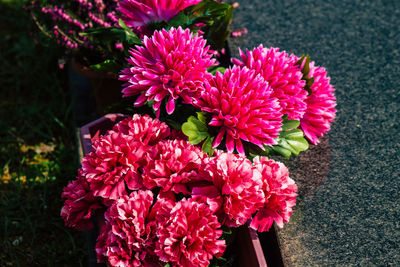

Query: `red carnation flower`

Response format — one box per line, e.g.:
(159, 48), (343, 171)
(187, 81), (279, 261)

(81, 131), (147, 200)
(155, 199), (226, 267)
(250, 156), (297, 232)
(232, 46), (307, 120)
(193, 152), (265, 227)
(195, 66), (283, 154)
(113, 114), (170, 146)
(60, 173), (103, 231)
(120, 27), (215, 117)
(142, 139), (205, 194)
(299, 60), (337, 144)
(96, 190), (160, 267)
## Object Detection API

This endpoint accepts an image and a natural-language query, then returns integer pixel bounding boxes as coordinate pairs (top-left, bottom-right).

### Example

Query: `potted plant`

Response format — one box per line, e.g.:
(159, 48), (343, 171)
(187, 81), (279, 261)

(27, 0), (234, 114)
(57, 0), (337, 265)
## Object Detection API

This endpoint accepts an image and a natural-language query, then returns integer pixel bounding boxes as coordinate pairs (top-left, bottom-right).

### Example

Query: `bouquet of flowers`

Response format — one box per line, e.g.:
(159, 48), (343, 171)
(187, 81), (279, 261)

(60, 1), (337, 266)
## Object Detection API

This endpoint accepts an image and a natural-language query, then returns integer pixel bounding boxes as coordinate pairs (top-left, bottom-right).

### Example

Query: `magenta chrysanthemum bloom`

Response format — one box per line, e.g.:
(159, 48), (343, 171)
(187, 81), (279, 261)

(156, 199), (226, 267)
(250, 156), (297, 232)
(142, 139), (205, 194)
(232, 45), (307, 120)
(60, 173), (103, 231)
(112, 114), (170, 146)
(195, 66), (283, 154)
(119, 27), (215, 117)
(298, 60), (336, 144)
(118, 0), (201, 27)
(193, 152), (265, 227)
(96, 190), (160, 267)
(81, 131), (147, 200)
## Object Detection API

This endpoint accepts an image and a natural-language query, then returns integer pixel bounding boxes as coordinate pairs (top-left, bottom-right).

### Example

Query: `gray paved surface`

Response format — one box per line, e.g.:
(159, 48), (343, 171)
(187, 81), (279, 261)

(230, 0), (400, 265)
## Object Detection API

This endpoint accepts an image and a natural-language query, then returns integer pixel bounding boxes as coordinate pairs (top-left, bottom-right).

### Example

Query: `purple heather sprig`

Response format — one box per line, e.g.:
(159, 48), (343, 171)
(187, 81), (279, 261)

(32, 0), (119, 50)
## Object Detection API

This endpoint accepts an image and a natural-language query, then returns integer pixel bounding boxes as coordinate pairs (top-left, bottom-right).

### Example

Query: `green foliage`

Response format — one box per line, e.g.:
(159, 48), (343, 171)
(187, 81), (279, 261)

(81, 19), (143, 71)
(202, 136), (215, 156)
(182, 113), (209, 145)
(90, 59), (121, 73)
(166, 0), (234, 50)
(264, 117), (309, 158)
(89, 59), (121, 73)
(208, 65), (227, 75)
(181, 112), (215, 155)
(296, 54), (315, 95)
(81, 19), (142, 47)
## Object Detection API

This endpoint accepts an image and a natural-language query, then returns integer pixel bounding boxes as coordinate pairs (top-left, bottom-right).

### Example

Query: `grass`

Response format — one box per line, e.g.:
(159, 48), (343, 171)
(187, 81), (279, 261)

(0, 1), (87, 266)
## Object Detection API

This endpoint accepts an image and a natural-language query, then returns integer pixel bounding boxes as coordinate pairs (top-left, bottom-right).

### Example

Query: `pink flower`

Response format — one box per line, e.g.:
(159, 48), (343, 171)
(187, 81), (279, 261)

(96, 190), (160, 266)
(193, 152), (265, 227)
(298, 60), (336, 144)
(142, 139), (205, 194)
(81, 131), (147, 200)
(250, 157), (297, 232)
(115, 42), (124, 50)
(112, 114), (170, 146)
(118, 0), (201, 27)
(232, 46), (307, 120)
(119, 27), (215, 117)
(60, 173), (103, 231)
(156, 199), (226, 267)
(195, 66), (283, 154)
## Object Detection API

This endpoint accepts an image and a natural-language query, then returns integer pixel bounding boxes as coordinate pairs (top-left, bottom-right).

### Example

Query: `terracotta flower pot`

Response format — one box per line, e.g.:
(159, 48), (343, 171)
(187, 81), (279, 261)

(79, 114), (267, 267)
(71, 58), (123, 114)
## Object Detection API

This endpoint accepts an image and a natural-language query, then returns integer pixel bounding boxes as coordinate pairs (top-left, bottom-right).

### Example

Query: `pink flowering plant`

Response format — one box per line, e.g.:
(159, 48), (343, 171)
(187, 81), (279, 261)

(27, 0), (126, 66)
(61, 2), (337, 266)
(27, 0), (234, 70)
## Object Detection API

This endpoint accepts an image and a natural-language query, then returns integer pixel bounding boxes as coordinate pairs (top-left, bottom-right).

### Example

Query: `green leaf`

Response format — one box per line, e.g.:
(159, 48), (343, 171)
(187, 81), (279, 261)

(166, 0), (234, 50)
(80, 27), (125, 39)
(188, 116), (208, 132)
(202, 136), (215, 156)
(80, 25), (142, 46)
(287, 138), (309, 151)
(295, 54), (315, 96)
(204, 1), (234, 50)
(280, 129), (304, 139)
(196, 112), (207, 124)
(181, 116), (209, 145)
(270, 146), (292, 158)
(167, 12), (191, 28)
(146, 99), (154, 108)
(118, 19), (132, 32)
(89, 59), (120, 73)
(207, 65), (226, 75)
(222, 229), (232, 235)
(118, 19), (142, 45)
(281, 119), (300, 131)
(263, 118), (309, 158)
